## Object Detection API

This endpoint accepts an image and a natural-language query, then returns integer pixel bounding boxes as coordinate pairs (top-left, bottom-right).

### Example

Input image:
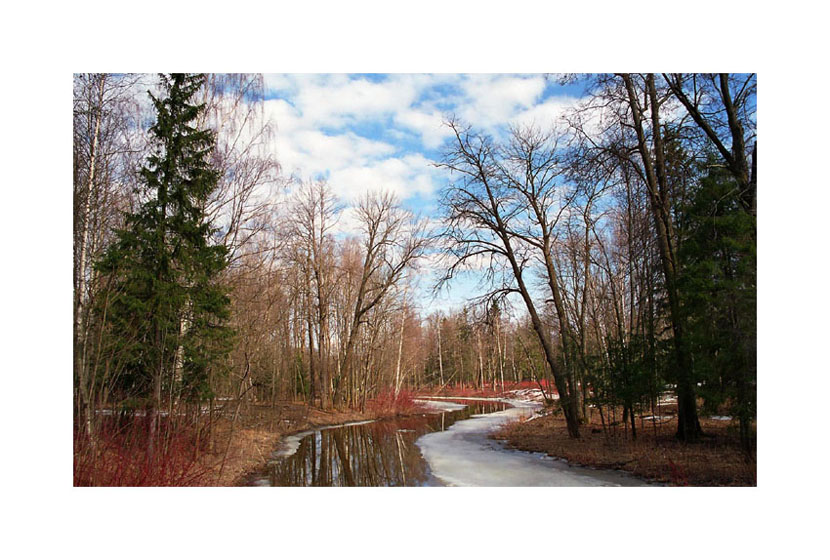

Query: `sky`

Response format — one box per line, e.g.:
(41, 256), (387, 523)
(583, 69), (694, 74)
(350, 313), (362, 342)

(14, 5), (819, 553)
(261, 73), (588, 315)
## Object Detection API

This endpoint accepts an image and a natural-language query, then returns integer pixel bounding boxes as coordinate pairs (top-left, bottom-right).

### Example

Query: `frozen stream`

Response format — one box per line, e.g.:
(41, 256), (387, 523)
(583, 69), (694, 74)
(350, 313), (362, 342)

(416, 398), (651, 487)
(249, 397), (651, 486)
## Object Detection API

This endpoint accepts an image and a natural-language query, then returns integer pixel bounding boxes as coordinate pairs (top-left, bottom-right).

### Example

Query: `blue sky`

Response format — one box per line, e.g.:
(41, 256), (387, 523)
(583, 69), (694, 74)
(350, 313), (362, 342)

(262, 74), (588, 314)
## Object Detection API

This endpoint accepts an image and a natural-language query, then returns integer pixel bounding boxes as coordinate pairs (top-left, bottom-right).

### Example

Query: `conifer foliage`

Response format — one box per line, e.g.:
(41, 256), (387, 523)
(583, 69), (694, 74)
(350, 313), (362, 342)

(677, 165), (756, 455)
(97, 73), (232, 411)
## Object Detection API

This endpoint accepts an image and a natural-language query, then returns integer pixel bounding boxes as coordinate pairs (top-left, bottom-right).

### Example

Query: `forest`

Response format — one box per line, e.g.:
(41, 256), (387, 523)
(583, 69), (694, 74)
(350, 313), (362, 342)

(73, 73), (756, 486)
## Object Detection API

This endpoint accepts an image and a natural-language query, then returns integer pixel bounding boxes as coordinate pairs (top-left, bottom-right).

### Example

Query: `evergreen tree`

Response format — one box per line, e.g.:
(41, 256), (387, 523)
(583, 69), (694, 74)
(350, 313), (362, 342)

(97, 74), (232, 420)
(677, 164), (756, 457)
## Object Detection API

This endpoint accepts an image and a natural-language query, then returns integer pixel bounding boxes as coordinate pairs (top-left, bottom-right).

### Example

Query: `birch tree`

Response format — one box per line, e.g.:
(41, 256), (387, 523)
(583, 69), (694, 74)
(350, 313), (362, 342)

(73, 72), (143, 441)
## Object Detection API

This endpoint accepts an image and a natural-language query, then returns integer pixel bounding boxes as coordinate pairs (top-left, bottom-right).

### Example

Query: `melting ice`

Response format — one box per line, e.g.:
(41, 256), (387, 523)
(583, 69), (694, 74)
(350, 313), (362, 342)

(416, 398), (651, 487)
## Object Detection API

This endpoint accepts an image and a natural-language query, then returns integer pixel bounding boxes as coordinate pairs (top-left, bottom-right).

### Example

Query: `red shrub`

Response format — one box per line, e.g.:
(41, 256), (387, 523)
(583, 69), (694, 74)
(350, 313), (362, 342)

(667, 458), (689, 487)
(414, 380), (558, 399)
(74, 415), (214, 487)
(365, 389), (420, 416)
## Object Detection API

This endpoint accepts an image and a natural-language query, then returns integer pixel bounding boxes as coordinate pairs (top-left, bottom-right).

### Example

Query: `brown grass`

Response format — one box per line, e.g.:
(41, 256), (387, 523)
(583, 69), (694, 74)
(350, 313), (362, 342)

(74, 401), (413, 487)
(208, 398), (440, 486)
(209, 403), (383, 486)
(493, 407), (756, 486)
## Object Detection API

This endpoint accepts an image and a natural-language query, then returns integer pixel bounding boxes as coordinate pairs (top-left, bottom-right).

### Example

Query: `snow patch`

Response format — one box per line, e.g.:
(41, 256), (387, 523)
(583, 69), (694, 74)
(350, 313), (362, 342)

(641, 415), (673, 422)
(414, 398), (467, 412)
(416, 400), (649, 487)
(504, 388), (558, 402)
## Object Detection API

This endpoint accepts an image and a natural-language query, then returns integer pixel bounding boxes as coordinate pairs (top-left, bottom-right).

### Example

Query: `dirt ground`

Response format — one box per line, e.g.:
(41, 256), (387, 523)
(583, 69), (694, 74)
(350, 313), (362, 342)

(210, 393), (756, 487)
(493, 405), (756, 486)
(205, 403), (384, 486)
(208, 401), (428, 486)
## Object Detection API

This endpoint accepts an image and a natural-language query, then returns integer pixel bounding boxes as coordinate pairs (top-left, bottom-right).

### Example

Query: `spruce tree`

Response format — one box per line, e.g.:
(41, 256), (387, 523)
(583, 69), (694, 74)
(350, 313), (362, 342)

(97, 74), (232, 425)
(677, 165), (756, 457)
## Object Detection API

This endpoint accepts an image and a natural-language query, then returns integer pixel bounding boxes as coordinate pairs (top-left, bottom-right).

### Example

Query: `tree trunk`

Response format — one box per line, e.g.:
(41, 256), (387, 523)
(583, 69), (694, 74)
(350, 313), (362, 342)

(621, 73), (701, 442)
(393, 287), (408, 398)
(75, 75), (105, 446)
(437, 319), (444, 387)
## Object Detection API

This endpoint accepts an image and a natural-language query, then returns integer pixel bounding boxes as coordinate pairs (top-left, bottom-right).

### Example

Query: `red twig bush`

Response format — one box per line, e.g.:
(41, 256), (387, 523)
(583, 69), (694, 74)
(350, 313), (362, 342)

(667, 458), (690, 487)
(74, 415), (214, 487)
(416, 380), (558, 398)
(365, 389), (419, 416)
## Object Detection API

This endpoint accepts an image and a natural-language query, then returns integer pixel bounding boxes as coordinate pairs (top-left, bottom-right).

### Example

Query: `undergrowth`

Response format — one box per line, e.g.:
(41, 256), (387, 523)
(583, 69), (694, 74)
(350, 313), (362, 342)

(365, 389), (419, 415)
(74, 416), (215, 487)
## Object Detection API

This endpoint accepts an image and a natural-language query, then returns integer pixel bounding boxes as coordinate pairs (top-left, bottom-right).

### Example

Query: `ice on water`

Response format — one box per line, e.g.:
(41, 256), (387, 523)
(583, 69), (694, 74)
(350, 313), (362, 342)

(416, 398), (650, 487)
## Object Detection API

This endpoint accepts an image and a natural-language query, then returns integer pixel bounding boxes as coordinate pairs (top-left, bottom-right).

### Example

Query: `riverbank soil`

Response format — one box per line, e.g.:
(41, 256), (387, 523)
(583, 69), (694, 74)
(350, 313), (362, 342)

(493, 406), (756, 486)
(73, 394), (424, 486)
(211, 403), (382, 486)
(213, 392), (427, 486)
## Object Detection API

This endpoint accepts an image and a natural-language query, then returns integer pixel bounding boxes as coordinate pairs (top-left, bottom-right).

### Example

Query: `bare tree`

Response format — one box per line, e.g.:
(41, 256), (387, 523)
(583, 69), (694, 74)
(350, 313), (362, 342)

(336, 191), (429, 407)
(663, 73), (757, 215)
(199, 74), (281, 268)
(435, 118), (581, 438)
(566, 73), (706, 441)
(73, 72), (143, 442)
(288, 179), (340, 408)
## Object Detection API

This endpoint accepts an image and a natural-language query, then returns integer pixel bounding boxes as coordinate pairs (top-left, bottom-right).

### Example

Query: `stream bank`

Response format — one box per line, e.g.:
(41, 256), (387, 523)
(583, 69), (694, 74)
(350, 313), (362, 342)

(222, 403), (422, 486)
(417, 398), (650, 486)
(246, 396), (655, 486)
(494, 403), (756, 486)
(245, 400), (510, 486)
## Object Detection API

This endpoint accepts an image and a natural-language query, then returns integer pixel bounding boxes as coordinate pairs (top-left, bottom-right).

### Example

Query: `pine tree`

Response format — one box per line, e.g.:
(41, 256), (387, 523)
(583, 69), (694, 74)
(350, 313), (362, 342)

(677, 164), (756, 457)
(97, 74), (232, 437)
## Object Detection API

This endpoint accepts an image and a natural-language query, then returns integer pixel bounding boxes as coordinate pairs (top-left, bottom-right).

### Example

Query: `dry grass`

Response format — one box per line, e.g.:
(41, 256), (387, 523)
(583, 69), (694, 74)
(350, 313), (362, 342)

(74, 401), (402, 487)
(210, 398), (442, 485)
(209, 403), (383, 486)
(205, 420), (282, 486)
(493, 407), (756, 486)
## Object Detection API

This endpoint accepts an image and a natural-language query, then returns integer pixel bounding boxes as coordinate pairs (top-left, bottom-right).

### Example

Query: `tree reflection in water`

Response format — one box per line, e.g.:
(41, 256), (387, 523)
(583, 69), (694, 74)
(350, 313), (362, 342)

(257, 401), (507, 486)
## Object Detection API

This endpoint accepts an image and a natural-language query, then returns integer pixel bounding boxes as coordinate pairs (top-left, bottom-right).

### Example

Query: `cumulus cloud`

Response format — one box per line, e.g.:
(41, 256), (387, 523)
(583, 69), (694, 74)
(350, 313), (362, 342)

(510, 95), (582, 129)
(393, 107), (452, 149)
(456, 74), (547, 127)
(262, 73), (583, 217)
(329, 154), (438, 203)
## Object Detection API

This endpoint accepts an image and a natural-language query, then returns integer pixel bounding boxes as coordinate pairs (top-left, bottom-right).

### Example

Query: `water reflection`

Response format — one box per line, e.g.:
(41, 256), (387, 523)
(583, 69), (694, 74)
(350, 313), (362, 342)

(252, 401), (507, 487)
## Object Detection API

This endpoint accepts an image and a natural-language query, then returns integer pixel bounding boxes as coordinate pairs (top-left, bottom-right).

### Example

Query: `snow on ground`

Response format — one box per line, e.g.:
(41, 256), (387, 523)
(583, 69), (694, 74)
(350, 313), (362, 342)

(417, 396), (504, 401)
(415, 398), (650, 487)
(94, 405), (222, 416)
(641, 415), (674, 422)
(709, 416), (733, 421)
(419, 388), (556, 405)
(504, 388), (558, 402)
(413, 398), (467, 412)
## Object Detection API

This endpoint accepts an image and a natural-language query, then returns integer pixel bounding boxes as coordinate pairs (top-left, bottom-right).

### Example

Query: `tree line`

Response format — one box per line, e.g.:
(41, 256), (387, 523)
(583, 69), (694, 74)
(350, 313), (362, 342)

(73, 74), (433, 459)
(433, 73), (755, 451)
(74, 73), (756, 459)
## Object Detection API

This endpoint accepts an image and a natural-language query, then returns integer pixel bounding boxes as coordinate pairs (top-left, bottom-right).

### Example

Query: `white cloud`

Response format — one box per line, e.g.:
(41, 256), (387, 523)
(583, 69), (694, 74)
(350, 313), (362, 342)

(393, 107), (452, 149)
(510, 95), (582, 129)
(267, 74), (421, 129)
(450, 75), (547, 130)
(329, 154), (438, 203)
(298, 76), (417, 127)
(264, 97), (397, 181)
(261, 74), (582, 232)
